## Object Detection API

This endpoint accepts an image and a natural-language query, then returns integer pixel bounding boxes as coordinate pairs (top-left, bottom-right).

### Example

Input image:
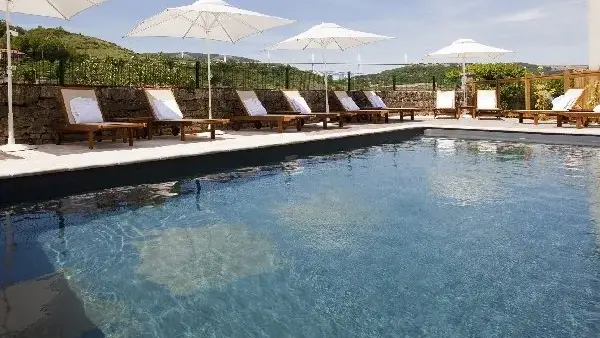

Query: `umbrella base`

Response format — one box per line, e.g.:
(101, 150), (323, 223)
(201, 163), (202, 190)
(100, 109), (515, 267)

(0, 143), (37, 153)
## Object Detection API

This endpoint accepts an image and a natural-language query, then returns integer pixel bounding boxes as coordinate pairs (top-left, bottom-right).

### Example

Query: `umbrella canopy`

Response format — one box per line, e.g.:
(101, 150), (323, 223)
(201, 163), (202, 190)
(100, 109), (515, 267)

(0, 0), (108, 19)
(268, 22), (392, 51)
(428, 38), (512, 59)
(1, 0), (110, 150)
(126, 0), (294, 119)
(268, 23), (393, 112)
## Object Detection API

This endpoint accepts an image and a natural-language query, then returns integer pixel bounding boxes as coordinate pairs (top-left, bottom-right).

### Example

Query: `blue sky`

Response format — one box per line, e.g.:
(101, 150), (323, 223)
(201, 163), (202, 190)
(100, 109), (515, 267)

(10, 0), (588, 73)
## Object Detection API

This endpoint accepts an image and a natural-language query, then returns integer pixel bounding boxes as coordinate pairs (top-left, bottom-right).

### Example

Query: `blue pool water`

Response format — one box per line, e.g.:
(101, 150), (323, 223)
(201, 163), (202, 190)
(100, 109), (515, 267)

(1, 137), (600, 337)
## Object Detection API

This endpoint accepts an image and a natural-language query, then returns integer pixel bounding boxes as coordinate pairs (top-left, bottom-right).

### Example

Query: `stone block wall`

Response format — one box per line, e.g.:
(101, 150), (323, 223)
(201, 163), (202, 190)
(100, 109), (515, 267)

(0, 85), (435, 145)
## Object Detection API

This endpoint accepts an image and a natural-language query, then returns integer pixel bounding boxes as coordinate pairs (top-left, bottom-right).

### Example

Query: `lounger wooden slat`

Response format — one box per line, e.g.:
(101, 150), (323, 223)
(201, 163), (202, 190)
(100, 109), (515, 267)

(233, 91), (310, 133)
(56, 88), (146, 149)
(143, 89), (229, 141)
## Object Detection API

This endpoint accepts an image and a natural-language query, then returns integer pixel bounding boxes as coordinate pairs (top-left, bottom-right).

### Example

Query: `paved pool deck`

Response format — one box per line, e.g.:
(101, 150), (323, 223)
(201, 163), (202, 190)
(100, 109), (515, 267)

(2, 116), (600, 180)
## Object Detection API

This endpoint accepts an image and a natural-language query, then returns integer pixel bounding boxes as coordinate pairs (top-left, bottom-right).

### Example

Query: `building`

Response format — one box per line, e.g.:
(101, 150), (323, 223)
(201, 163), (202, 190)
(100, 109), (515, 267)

(0, 49), (26, 61)
(591, 0), (600, 70)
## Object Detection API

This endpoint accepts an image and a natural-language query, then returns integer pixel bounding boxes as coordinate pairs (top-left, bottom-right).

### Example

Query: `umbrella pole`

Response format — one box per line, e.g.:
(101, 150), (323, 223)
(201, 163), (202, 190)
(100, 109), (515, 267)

(323, 53), (329, 113)
(206, 37), (212, 120)
(5, 3), (14, 145)
(462, 59), (467, 105)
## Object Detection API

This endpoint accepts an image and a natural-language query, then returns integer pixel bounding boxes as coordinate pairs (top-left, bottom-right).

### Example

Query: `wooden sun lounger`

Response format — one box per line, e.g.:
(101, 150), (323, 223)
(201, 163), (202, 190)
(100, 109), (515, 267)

(476, 108), (503, 119)
(362, 91), (421, 121)
(140, 89), (229, 141)
(512, 110), (600, 128)
(271, 110), (348, 128)
(433, 108), (459, 119)
(56, 88), (147, 149)
(229, 115), (310, 133)
(233, 91), (311, 133)
(280, 91), (352, 128)
(374, 107), (419, 121)
(333, 92), (389, 123)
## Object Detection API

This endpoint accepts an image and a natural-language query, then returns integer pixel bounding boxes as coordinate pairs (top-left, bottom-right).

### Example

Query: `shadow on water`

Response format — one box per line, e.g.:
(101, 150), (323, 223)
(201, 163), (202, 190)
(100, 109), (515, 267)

(0, 156), (325, 337)
(1, 211), (104, 338)
(0, 178), (215, 337)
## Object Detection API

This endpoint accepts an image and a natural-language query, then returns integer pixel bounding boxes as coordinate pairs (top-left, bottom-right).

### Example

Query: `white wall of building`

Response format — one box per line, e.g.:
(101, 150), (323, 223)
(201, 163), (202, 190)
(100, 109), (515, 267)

(591, 0), (600, 69)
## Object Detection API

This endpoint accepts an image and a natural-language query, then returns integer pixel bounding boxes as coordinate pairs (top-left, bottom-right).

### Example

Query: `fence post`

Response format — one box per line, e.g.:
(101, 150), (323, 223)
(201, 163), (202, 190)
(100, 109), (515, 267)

(495, 80), (501, 108)
(195, 61), (200, 89)
(524, 75), (531, 110)
(432, 76), (436, 91)
(58, 60), (65, 86)
(392, 74), (397, 91)
(563, 69), (572, 92)
(285, 65), (290, 89)
(347, 71), (352, 91)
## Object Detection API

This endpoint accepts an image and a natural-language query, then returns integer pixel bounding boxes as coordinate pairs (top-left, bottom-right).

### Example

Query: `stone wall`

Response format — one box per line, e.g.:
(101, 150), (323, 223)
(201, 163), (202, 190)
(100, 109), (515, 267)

(0, 85), (435, 145)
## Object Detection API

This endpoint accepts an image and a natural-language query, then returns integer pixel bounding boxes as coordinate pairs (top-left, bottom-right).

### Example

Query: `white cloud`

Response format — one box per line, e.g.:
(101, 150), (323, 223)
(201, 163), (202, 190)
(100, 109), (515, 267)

(495, 8), (546, 23)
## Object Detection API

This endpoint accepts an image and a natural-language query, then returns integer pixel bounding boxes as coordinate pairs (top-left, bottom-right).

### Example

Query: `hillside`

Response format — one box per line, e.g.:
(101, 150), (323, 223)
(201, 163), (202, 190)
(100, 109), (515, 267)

(144, 52), (256, 63)
(0, 21), (255, 62)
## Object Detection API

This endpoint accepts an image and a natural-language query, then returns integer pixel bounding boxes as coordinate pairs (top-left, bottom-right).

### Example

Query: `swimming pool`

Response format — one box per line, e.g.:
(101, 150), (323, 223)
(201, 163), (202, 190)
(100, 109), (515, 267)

(1, 137), (599, 337)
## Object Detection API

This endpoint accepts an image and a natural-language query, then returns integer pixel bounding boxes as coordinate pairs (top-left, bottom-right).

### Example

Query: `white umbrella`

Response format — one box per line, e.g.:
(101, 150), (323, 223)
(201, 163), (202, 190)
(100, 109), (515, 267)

(428, 39), (512, 105)
(268, 22), (393, 113)
(0, 0), (109, 152)
(126, 0), (294, 120)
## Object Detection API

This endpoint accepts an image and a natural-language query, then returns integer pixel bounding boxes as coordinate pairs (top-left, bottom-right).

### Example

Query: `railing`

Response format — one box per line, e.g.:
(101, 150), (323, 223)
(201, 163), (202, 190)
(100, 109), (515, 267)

(0, 58), (439, 92)
(471, 70), (600, 110)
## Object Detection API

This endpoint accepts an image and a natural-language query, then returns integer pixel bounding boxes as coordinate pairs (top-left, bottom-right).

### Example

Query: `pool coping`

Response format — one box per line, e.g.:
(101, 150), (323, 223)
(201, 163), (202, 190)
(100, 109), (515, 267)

(3, 121), (600, 206)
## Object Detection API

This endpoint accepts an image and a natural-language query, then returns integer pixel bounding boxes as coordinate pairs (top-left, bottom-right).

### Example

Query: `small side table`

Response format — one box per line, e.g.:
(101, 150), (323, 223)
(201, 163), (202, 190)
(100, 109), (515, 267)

(459, 106), (477, 118)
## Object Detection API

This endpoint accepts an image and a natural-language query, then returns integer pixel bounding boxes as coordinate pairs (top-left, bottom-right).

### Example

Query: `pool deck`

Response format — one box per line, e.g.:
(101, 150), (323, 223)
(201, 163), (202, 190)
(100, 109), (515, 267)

(2, 116), (600, 180)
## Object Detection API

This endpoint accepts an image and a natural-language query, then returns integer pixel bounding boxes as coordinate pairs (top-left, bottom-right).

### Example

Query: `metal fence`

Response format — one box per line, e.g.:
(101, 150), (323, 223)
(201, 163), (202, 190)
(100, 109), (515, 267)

(0, 58), (445, 91)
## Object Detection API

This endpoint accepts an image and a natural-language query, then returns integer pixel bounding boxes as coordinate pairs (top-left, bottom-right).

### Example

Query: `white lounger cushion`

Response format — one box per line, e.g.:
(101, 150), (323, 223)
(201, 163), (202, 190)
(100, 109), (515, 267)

(283, 91), (312, 114)
(477, 90), (497, 109)
(552, 88), (584, 110)
(335, 91), (360, 111)
(70, 97), (104, 124)
(365, 91), (387, 108)
(243, 98), (268, 116)
(436, 91), (455, 109)
(290, 96), (312, 114)
(153, 98), (184, 120)
(594, 105), (600, 113)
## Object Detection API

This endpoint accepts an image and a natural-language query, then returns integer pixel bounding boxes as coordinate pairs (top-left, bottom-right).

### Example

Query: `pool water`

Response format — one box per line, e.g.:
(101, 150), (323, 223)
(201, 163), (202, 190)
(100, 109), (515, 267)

(1, 137), (600, 338)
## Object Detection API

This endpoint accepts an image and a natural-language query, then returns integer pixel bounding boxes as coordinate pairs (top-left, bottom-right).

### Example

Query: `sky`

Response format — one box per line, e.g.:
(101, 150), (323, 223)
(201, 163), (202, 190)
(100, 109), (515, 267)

(10, 0), (589, 74)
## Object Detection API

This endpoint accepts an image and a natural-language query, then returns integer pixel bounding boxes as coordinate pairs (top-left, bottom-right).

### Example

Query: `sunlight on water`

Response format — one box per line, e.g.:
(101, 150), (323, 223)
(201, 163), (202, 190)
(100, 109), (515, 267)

(134, 225), (279, 296)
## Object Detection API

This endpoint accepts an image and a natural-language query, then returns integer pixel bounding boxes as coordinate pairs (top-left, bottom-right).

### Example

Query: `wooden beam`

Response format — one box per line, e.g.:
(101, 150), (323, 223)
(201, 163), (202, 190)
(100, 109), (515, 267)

(524, 76), (532, 110)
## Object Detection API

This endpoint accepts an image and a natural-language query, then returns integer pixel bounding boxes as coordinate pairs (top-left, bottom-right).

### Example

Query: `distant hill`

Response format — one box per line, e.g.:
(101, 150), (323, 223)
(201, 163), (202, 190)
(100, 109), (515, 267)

(145, 52), (256, 63)
(352, 62), (560, 89)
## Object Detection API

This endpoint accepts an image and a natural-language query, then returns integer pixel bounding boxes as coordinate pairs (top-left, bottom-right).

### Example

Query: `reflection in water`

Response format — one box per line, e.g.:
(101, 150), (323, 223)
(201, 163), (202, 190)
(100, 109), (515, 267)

(589, 160), (600, 248)
(434, 139), (456, 155)
(273, 190), (368, 250)
(3, 212), (14, 281)
(134, 225), (278, 296)
(429, 173), (501, 206)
